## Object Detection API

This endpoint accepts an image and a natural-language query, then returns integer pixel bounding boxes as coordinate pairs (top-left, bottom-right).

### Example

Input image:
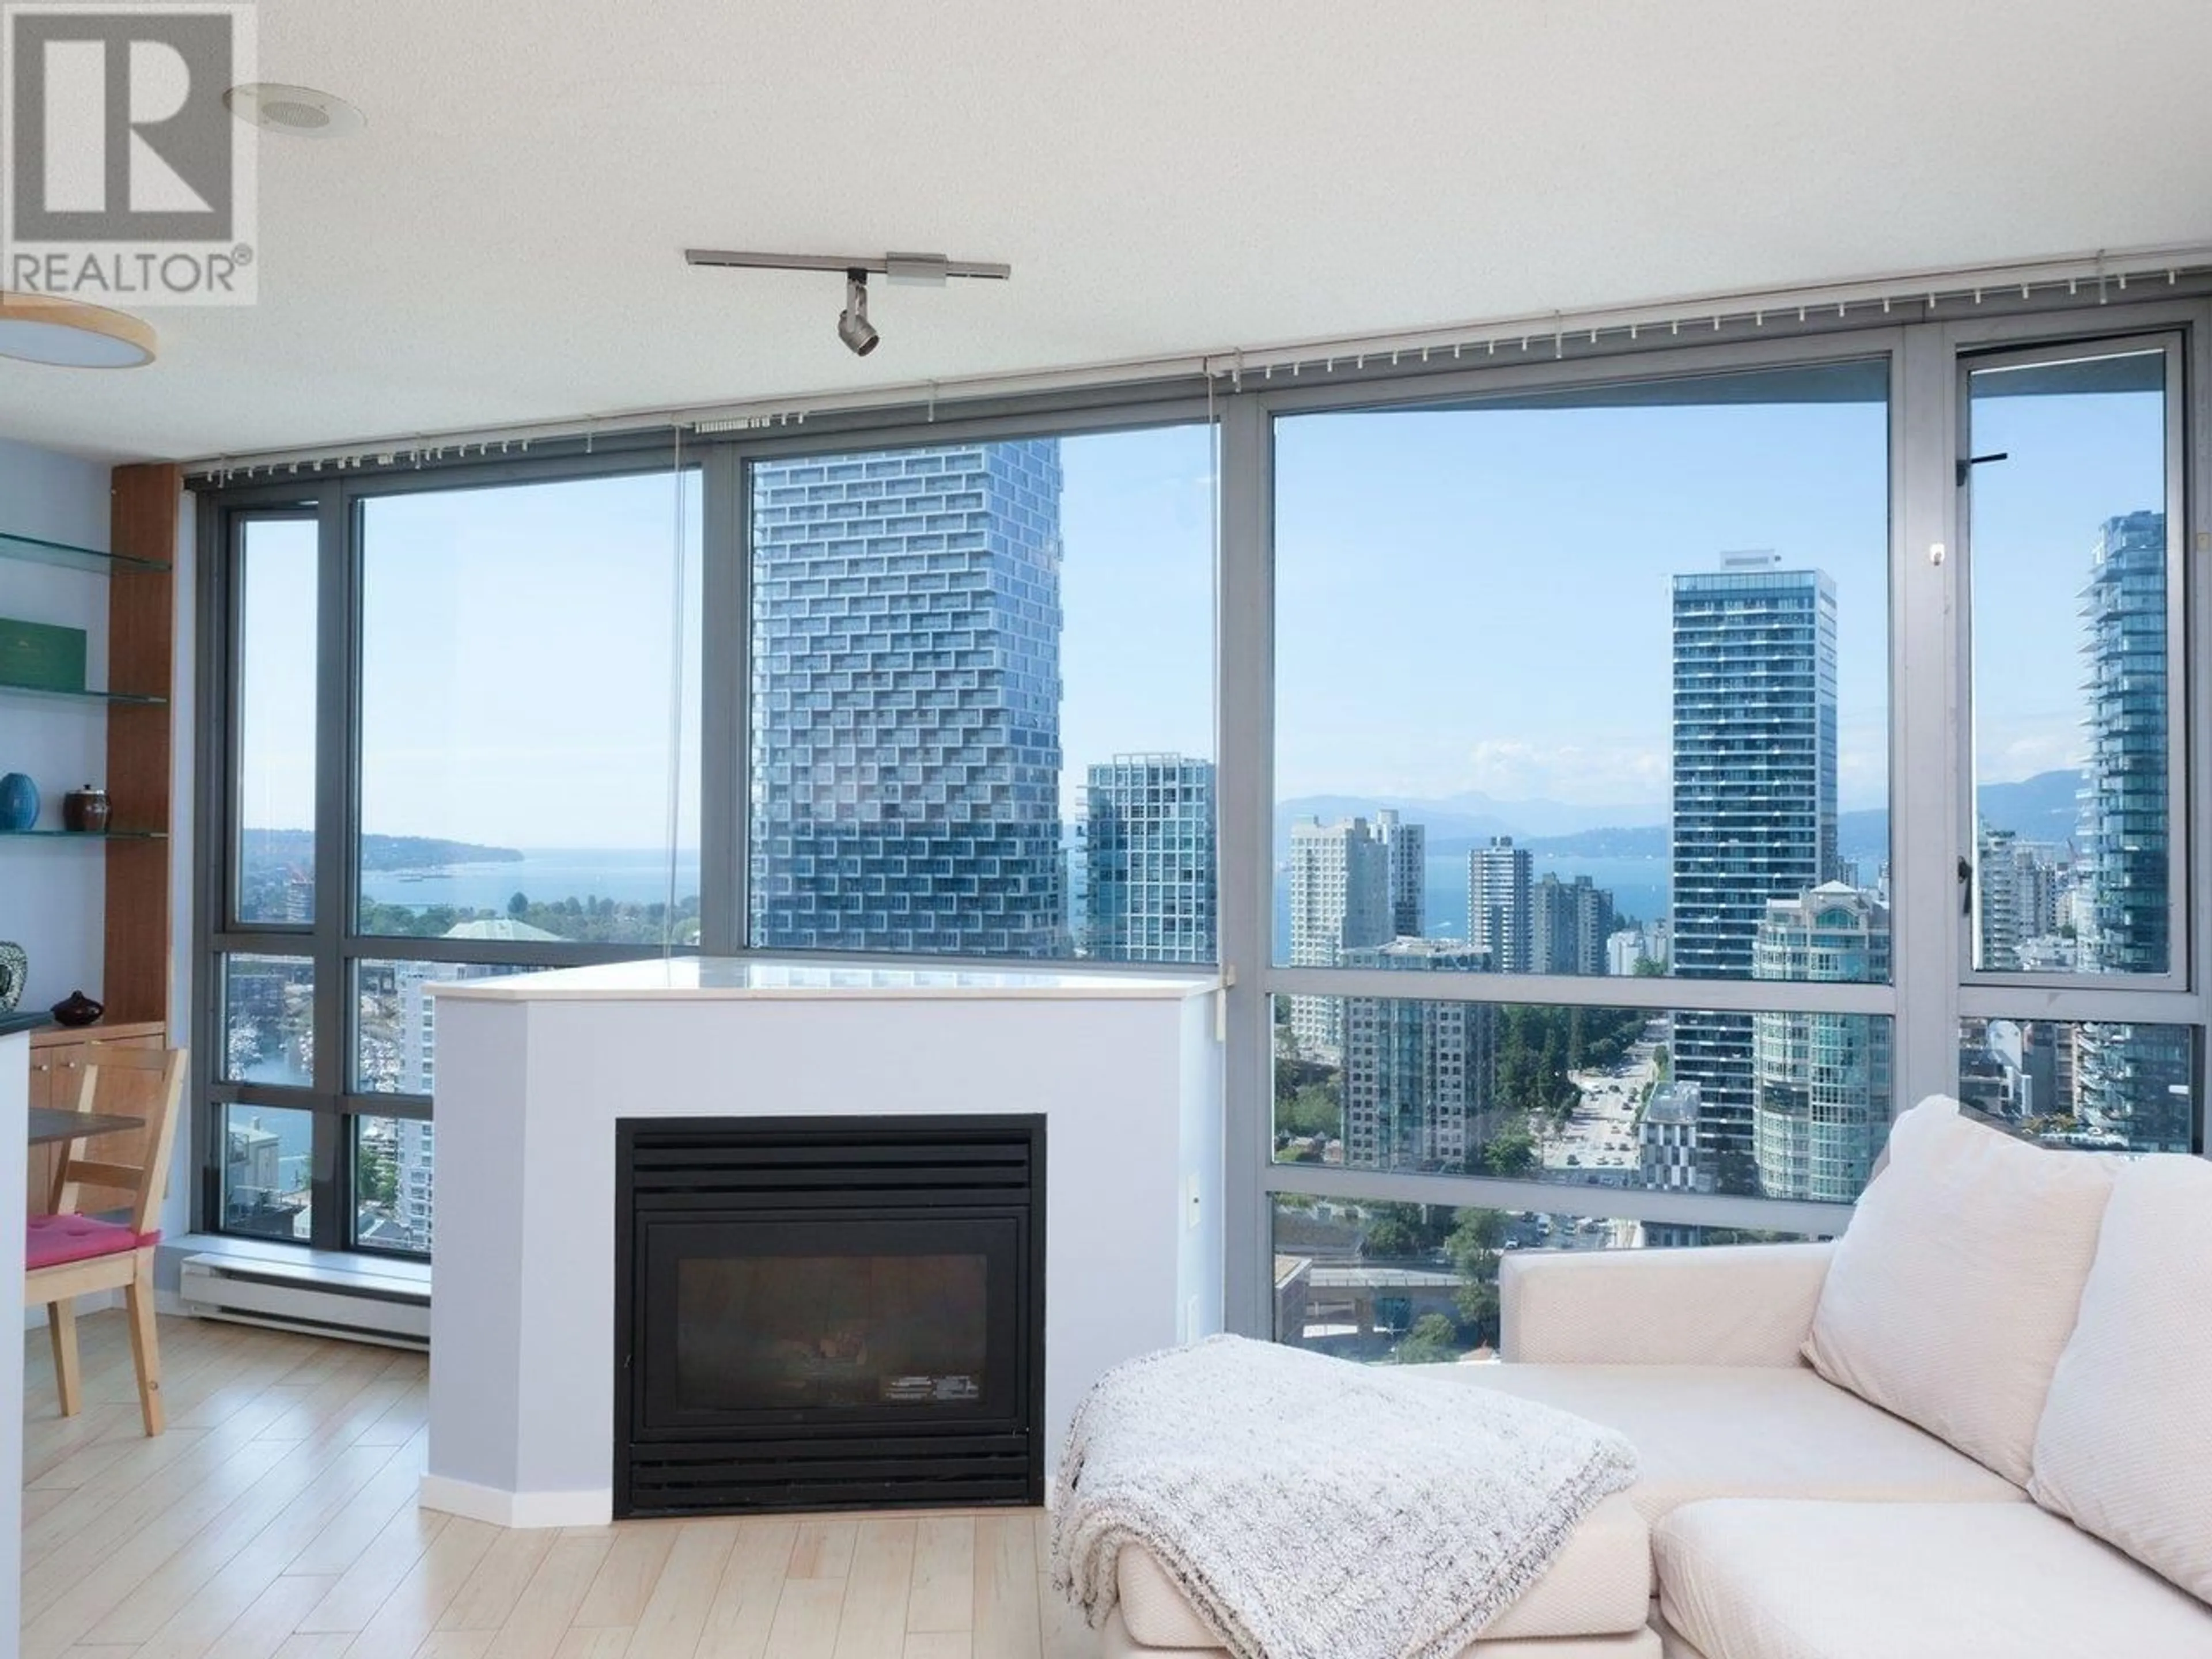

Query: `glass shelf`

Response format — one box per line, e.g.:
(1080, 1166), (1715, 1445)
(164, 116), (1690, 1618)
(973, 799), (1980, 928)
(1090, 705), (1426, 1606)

(0, 680), (166, 707)
(0, 528), (168, 575)
(0, 828), (166, 840)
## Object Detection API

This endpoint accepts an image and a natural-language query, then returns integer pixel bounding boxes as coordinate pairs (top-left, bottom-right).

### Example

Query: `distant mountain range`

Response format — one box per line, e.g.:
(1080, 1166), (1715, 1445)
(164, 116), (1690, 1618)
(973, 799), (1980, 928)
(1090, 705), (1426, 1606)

(1276, 769), (2086, 861)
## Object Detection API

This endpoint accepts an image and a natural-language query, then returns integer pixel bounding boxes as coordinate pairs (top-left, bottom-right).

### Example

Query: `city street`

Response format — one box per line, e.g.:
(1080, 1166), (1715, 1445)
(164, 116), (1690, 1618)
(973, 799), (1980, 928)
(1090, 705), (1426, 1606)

(1539, 1020), (1665, 1182)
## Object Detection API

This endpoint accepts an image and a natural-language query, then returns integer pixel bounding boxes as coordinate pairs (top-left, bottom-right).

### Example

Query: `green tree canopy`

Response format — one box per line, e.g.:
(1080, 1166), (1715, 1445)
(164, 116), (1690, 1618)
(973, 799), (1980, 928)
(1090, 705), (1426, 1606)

(1392, 1313), (1461, 1365)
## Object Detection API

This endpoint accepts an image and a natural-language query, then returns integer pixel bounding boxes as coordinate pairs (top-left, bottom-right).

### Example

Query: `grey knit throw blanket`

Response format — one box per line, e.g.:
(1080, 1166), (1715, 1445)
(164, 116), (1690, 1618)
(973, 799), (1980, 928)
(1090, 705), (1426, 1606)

(1051, 1335), (1638, 1659)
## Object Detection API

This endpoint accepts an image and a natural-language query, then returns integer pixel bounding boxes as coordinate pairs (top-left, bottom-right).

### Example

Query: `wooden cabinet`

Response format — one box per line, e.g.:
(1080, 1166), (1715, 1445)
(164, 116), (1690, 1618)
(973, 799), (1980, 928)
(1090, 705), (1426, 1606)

(28, 1020), (166, 1218)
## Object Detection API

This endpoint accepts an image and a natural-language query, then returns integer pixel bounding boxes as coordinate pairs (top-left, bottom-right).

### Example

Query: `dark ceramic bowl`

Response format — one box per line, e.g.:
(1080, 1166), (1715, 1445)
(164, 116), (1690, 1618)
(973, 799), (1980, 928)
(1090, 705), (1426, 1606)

(49, 990), (104, 1027)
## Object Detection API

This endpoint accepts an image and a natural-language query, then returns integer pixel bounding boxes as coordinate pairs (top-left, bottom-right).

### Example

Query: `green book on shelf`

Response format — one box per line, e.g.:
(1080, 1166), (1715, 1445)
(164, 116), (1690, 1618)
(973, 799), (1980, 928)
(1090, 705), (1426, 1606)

(0, 616), (88, 692)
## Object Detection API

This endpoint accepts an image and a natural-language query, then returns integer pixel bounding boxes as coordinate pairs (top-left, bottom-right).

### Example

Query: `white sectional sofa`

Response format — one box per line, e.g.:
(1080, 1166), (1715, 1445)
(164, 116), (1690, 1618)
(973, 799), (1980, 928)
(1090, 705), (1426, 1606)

(1100, 1101), (2212, 1658)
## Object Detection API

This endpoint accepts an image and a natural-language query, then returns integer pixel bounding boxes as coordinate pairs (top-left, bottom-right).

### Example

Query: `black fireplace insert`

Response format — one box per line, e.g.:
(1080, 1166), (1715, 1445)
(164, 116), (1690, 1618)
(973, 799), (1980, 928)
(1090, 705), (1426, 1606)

(614, 1115), (1046, 1517)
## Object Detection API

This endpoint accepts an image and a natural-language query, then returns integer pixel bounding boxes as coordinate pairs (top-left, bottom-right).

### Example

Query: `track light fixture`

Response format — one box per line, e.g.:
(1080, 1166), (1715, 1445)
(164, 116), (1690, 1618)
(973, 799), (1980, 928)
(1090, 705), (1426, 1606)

(683, 248), (1011, 358)
(836, 272), (880, 357)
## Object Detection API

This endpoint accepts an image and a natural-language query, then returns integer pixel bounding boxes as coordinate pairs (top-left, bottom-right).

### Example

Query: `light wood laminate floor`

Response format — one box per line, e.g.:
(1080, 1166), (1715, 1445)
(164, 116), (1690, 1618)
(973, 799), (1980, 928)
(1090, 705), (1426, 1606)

(21, 1312), (1097, 1659)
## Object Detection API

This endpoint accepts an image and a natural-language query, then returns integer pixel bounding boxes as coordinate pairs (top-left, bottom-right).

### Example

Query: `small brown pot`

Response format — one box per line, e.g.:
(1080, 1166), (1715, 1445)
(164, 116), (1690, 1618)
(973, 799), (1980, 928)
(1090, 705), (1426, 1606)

(62, 787), (109, 832)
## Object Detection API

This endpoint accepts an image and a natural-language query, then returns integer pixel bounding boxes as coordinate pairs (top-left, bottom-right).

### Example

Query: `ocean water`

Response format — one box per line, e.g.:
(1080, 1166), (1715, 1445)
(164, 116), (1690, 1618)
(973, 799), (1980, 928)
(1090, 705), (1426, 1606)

(358, 847), (703, 911)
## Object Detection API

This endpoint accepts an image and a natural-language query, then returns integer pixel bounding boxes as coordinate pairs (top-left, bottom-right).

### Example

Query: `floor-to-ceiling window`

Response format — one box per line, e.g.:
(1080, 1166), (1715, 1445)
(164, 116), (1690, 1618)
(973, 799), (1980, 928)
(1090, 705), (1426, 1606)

(203, 464), (700, 1256)
(193, 291), (2207, 1286)
(1261, 354), (1896, 1359)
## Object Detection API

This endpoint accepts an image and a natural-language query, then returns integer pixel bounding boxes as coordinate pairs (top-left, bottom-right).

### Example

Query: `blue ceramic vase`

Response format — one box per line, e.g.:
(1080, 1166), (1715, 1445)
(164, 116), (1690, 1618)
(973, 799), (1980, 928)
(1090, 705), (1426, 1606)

(0, 772), (37, 832)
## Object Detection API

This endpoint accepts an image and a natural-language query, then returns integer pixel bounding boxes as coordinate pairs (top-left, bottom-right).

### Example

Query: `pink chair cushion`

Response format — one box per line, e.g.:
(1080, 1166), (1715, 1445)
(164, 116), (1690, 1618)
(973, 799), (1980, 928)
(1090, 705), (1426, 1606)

(26, 1214), (160, 1272)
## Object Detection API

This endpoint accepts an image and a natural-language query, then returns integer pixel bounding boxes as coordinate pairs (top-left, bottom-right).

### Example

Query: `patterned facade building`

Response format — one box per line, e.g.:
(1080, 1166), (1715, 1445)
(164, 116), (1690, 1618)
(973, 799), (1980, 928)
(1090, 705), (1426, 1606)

(748, 441), (1066, 955)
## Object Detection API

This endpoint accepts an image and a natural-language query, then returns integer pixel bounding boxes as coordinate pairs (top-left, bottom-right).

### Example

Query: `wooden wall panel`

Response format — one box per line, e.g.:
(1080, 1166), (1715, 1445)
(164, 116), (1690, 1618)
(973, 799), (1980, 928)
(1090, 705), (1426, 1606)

(101, 463), (180, 1028)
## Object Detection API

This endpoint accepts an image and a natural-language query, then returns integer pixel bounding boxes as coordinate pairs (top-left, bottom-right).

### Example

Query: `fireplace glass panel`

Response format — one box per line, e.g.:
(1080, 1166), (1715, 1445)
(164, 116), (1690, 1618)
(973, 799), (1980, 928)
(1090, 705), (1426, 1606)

(675, 1253), (990, 1411)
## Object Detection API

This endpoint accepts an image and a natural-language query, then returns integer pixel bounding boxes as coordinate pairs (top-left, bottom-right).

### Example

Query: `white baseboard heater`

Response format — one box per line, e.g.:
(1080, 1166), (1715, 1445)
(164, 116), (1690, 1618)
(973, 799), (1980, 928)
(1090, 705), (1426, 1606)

(178, 1252), (430, 1350)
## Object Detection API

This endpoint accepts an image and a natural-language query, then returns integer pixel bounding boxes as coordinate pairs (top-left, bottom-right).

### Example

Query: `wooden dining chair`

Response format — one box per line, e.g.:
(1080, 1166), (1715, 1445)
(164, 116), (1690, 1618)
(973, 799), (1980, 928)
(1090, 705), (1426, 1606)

(27, 1044), (187, 1435)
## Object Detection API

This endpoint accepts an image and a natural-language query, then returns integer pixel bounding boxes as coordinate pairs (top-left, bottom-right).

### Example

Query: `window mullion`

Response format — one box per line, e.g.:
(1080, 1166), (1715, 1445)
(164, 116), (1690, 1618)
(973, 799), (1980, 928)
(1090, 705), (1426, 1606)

(1218, 392), (1273, 1337)
(700, 444), (747, 956)
(312, 490), (351, 1107)
(1893, 324), (1964, 1110)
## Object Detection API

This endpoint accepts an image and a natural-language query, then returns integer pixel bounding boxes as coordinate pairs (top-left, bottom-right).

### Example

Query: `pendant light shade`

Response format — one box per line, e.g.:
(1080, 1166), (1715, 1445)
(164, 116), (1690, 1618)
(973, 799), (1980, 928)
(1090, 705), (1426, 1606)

(0, 292), (157, 368)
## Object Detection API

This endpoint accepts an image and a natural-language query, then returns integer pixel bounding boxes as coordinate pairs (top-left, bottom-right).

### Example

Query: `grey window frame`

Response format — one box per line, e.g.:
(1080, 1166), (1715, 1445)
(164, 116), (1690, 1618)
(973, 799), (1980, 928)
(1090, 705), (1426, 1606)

(1218, 301), (2211, 1335)
(195, 444), (707, 1256)
(1954, 328), (2194, 1001)
(188, 285), (2212, 1308)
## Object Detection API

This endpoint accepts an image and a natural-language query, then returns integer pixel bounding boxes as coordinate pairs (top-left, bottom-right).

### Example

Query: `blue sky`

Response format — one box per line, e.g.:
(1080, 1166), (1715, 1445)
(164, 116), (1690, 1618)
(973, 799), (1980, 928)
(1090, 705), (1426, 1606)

(1275, 376), (1891, 809)
(234, 358), (2167, 850)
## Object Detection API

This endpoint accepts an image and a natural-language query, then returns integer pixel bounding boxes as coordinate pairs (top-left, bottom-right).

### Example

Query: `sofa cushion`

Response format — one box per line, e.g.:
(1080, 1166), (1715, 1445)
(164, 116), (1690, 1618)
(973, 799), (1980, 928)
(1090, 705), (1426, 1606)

(1501, 1241), (1834, 1368)
(1444, 1363), (2021, 1521)
(1654, 1499), (2212, 1658)
(2030, 1154), (2212, 1606)
(1117, 1491), (1650, 1646)
(1802, 1094), (2114, 1483)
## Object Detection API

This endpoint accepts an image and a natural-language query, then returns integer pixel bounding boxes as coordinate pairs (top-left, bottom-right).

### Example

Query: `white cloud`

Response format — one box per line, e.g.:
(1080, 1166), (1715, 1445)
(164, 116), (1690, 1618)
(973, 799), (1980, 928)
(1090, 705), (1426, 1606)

(1461, 738), (1668, 806)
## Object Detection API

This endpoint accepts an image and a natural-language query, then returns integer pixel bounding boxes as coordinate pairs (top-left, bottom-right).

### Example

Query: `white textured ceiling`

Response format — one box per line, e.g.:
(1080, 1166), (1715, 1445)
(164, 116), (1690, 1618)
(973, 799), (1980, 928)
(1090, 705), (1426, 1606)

(8, 0), (2212, 462)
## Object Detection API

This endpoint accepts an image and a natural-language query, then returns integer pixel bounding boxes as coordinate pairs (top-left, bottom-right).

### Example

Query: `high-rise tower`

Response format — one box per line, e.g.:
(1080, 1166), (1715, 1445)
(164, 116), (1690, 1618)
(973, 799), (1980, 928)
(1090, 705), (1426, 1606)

(748, 442), (1066, 955)
(2074, 511), (2188, 1149)
(1376, 809), (1426, 939)
(1081, 754), (1217, 964)
(1468, 836), (1533, 975)
(1670, 556), (1839, 1188)
(1531, 873), (1615, 976)
(1287, 816), (1392, 1049)
(1340, 939), (1494, 1173)
(1751, 884), (1892, 1200)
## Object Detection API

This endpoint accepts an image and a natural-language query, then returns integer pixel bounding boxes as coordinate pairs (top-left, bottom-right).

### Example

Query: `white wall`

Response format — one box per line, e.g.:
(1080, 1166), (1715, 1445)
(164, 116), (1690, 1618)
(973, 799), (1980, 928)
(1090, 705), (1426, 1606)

(0, 438), (111, 1013)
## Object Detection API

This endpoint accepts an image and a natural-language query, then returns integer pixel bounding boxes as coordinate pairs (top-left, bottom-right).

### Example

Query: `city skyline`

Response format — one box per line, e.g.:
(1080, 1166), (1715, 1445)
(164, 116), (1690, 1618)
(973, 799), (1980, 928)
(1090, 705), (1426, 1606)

(230, 389), (2157, 860)
(221, 446), (2189, 1251)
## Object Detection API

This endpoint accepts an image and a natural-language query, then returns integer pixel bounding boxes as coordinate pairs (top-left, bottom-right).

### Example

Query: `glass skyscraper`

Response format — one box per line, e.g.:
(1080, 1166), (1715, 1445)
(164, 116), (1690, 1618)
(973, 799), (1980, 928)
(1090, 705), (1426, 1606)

(2075, 510), (2189, 1149)
(1669, 557), (1839, 1190)
(1081, 754), (1217, 963)
(1751, 884), (1892, 1200)
(748, 441), (1067, 955)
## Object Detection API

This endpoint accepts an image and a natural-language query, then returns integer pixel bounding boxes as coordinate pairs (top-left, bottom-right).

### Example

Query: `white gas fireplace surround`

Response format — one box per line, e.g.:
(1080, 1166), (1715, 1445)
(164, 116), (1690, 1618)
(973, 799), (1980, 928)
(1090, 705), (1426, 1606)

(418, 957), (1224, 1528)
